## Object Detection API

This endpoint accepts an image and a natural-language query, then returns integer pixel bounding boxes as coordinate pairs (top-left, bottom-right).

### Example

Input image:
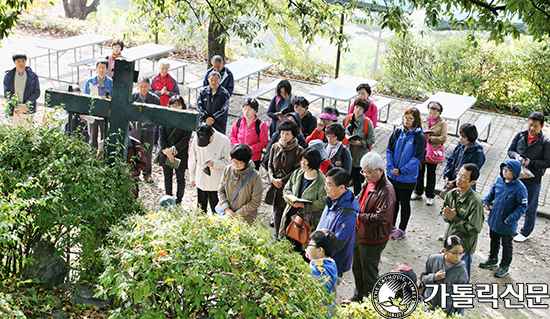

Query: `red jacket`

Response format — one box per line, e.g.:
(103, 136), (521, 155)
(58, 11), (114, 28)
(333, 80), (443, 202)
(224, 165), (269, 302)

(319, 158), (332, 175)
(356, 172), (396, 245)
(150, 73), (180, 106)
(306, 128), (348, 147)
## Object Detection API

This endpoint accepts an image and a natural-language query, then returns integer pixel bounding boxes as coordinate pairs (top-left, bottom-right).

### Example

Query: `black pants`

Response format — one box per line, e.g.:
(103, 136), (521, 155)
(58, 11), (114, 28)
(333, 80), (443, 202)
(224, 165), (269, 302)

(414, 163), (437, 199)
(273, 205), (285, 237)
(89, 119), (105, 148)
(197, 188), (218, 214)
(163, 164), (186, 203)
(489, 229), (513, 267)
(140, 131), (155, 176)
(352, 240), (387, 299)
(253, 160), (261, 171)
(393, 187), (415, 231)
(351, 167), (365, 196)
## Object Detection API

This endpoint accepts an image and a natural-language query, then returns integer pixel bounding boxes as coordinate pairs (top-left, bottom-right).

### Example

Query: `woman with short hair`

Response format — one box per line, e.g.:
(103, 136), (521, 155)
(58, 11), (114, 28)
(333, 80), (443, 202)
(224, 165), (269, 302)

(150, 58), (180, 106)
(218, 144), (264, 224)
(386, 106), (427, 239)
(267, 79), (296, 135)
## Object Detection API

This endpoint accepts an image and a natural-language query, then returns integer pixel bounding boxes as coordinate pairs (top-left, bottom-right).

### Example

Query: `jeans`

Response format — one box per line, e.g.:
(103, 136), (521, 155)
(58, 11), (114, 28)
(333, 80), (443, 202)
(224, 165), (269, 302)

(520, 183), (541, 237)
(392, 186), (415, 231)
(489, 229), (513, 267)
(351, 167), (365, 196)
(197, 188), (218, 214)
(163, 164), (186, 203)
(140, 131), (155, 176)
(461, 253), (473, 281)
(352, 240), (387, 299)
(414, 163), (437, 199)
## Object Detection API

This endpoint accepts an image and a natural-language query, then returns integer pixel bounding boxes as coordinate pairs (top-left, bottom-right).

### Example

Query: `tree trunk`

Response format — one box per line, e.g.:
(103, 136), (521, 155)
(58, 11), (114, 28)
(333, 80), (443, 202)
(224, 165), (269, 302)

(207, 16), (226, 69)
(62, 0), (100, 20)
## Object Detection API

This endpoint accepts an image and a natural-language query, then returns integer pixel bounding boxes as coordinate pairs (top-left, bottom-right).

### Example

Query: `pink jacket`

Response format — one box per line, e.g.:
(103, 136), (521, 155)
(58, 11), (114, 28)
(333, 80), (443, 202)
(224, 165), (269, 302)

(229, 115), (269, 161)
(348, 100), (378, 128)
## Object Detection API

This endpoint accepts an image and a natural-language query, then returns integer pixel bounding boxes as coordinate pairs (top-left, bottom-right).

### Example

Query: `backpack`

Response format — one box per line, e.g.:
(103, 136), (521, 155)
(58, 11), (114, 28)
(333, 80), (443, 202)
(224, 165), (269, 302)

(237, 117), (261, 137)
(344, 114), (371, 151)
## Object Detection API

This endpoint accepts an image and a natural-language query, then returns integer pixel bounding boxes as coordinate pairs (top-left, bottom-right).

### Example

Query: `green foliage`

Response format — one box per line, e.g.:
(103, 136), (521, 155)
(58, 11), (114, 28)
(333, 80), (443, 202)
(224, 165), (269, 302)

(0, 120), (144, 282)
(337, 297), (459, 318)
(0, 291), (25, 318)
(0, 0), (33, 43)
(98, 207), (333, 318)
(380, 34), (550, 116)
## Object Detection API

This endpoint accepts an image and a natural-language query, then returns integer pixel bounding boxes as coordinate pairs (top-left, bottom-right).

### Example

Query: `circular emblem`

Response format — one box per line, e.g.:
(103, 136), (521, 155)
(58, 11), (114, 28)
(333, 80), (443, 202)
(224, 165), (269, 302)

(371, 272), (419, 319)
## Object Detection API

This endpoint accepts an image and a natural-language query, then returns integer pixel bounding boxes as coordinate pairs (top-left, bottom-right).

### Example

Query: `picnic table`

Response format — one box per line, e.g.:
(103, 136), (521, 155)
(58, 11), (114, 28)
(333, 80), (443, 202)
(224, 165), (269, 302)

(123, 43), (176, 72)
(35, 34), (113, 83)
(309, 75), (379, 111)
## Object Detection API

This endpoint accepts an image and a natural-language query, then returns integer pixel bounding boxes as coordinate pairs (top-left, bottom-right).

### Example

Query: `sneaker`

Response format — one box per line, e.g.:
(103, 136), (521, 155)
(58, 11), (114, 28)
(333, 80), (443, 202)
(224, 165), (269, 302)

(391, 225), (397, 233)
(494, 266), (509, 278)
(426, 198), (434, 206)
(514, 234), (529, 242)
(269, 218), (275, 228)
(438, 235), (444, 241)
(410, 193), (422, 200)
(391, 228), (406, 240)
(479, 258), (498, 268)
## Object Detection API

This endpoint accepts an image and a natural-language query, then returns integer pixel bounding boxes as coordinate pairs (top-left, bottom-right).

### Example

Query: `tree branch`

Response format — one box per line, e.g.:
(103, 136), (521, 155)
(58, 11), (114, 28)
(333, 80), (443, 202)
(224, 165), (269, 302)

(203, 0), (231, 38)
(178, 0), (204, 24)
(466, 0), (506, 16)
(528, 0), (550, 18)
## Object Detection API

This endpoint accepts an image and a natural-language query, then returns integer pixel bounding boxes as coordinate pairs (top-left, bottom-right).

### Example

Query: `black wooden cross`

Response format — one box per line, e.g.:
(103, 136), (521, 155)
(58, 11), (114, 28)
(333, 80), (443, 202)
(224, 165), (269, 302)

(46, 59), (199, 164)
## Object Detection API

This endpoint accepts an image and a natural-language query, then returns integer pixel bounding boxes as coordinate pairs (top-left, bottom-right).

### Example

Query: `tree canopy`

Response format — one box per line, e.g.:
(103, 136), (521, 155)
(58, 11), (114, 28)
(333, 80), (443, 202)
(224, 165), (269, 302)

(0, 0), (32, 43)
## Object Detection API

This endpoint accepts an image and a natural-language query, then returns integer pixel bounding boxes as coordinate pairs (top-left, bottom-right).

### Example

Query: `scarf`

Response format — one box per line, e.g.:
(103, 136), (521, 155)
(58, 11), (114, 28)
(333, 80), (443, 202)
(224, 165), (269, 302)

(326, 142), (342, 159)
(273, 137), (298, 170)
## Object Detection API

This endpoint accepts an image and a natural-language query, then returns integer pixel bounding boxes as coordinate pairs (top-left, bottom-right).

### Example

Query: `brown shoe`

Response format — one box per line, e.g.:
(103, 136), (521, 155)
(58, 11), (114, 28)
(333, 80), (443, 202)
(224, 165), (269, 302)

(143, 175), (154, 183)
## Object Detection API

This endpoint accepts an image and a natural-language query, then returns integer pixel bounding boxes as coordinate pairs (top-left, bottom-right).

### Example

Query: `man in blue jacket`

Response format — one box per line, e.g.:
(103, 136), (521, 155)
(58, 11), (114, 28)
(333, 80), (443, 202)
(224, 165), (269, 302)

(317, 167), (359, 293)
(507, 111), (550, 242)
(196, 71), (230, 134)
(84, 59), (113, 148)
(202, 55), (234, 96)
(480, 159), (527, 278)
(3, 53), (41, 128)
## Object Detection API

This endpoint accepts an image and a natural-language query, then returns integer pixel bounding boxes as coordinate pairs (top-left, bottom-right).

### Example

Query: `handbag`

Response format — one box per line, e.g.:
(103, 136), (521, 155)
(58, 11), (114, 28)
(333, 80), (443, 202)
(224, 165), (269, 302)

(285, 204), (314, 244)
(153, 129), (177, 165)
(425, 140), (445, 164)
(216, 170), (254, 216)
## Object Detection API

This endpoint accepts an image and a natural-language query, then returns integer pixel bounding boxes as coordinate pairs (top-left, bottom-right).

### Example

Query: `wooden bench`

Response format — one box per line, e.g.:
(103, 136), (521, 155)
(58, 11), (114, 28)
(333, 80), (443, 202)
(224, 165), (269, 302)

(391, 117), (402, 131)
(376, 97), (393, 123)
(305, 94), (321, 104)
(28, 52), (51, 70)
(186, 80), (204, 106)
(474, 115), (494, 142)
(68, 57), (100, 83)
(143, 61), (187, 84)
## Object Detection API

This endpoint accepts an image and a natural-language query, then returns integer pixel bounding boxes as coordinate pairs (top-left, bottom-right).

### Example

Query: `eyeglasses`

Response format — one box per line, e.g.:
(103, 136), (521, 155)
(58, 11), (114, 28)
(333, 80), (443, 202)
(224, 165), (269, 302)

(325, 183), (336, 188)
(448, 250), (465, 257)
(457, 173), (470, 181)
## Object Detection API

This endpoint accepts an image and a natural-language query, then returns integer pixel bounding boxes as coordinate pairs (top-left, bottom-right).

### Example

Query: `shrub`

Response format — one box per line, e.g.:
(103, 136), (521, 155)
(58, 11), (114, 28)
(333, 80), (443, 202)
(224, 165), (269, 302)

(98, 207), (333, 318)
(337, 297), (460, 318)
(0, 121), (144, 282)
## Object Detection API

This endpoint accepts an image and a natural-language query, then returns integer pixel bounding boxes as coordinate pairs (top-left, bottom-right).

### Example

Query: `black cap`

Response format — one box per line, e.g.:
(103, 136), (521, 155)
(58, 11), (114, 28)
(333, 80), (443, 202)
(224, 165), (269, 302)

(196, 123), (214, 147)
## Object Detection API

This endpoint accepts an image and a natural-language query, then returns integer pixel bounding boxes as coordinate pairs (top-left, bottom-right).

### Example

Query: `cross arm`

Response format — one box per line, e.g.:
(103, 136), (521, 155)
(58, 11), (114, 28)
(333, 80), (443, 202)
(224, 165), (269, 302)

(46, 89), (111, 118)
(126, 102), (200, 132)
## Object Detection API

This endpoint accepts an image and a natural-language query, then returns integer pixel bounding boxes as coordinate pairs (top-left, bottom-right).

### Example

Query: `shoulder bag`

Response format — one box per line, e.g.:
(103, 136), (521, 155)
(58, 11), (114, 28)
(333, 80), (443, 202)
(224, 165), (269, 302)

(216, 170), (254, 216)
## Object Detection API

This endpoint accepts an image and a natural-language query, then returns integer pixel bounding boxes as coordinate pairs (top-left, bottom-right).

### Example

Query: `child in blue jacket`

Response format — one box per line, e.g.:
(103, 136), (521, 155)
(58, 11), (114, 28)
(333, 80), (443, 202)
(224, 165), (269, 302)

(479, 159), (527, 278)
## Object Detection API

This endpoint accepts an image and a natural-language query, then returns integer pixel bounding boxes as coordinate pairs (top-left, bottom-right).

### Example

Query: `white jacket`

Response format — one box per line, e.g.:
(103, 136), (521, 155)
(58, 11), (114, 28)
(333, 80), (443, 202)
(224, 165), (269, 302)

(188, 130), (231, 191)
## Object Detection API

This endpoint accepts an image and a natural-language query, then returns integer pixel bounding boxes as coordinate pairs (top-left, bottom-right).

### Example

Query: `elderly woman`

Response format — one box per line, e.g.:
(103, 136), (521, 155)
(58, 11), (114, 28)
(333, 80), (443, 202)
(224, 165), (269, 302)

(159, 95), (192, 205)
(279, 147), (327, 252)
(443, 123), (485, 193)
(386, 106), (427, 240)
(196, 71), (231, 134)
(350, 152), (396, 302)
(267, 79), (296, 135)
(229, 98), (269, 170)
(218, 144), (264, 224)
(411, 101), (448, 206)
(150, 58), (181, 107)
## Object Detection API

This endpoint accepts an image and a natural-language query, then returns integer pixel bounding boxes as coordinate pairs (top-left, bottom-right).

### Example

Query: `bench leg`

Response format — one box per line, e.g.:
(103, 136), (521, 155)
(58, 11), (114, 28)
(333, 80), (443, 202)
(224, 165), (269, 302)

(257, 73), (261, 90)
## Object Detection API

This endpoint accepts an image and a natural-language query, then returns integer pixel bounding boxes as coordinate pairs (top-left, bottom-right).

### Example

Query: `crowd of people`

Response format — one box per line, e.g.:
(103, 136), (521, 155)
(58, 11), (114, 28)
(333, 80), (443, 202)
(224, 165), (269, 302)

(4, 43), (550, 316)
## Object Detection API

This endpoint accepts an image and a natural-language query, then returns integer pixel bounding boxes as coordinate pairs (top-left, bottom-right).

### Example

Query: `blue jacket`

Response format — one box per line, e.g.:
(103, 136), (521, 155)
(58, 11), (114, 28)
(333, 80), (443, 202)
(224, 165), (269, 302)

(3, 66), (41, 115)
(309, 258), (338, 295)
(317, 188), (359, 275)
(196, 86), (230, 134)
(444, 141), (485, 191)
(483, 159), (528, 235)
(386, 125), (427, 184)
(84, 75), (113, 97)
(203, 66), (234, 96)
